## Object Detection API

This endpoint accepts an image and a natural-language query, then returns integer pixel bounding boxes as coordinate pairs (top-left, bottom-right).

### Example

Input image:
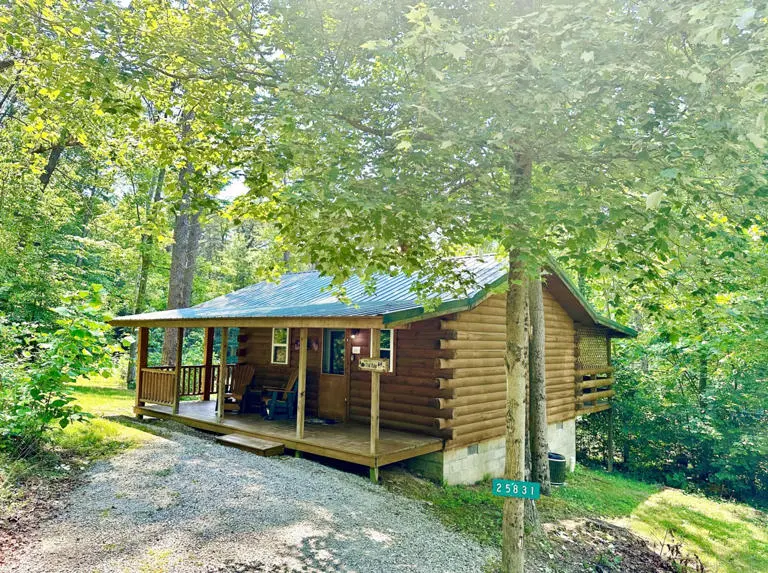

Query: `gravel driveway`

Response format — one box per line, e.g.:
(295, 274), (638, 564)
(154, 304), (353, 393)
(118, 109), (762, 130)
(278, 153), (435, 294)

(1, 422), (494, 573)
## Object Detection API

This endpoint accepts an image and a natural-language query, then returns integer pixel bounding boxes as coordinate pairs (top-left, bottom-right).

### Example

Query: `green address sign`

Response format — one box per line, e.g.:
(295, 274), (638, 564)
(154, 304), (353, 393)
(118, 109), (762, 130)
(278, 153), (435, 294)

(492, 479), (541, 500)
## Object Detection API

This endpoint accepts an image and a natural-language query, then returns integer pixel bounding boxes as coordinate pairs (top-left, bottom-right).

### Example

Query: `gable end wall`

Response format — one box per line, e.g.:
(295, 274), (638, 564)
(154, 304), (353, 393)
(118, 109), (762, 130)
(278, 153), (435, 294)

(437, 289), (577, 451)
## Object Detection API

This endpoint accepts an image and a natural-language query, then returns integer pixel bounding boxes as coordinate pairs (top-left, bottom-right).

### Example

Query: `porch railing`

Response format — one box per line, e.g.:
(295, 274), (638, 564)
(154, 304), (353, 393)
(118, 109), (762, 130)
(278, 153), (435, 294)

(138, 364), (239, 405)
(139, 368), (176, 405)
(575, 367), (615, 415)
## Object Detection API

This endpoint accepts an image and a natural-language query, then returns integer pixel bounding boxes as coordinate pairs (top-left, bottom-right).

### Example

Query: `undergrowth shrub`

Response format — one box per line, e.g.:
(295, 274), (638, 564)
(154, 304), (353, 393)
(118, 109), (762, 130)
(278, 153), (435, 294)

(0, 286), (127, 456)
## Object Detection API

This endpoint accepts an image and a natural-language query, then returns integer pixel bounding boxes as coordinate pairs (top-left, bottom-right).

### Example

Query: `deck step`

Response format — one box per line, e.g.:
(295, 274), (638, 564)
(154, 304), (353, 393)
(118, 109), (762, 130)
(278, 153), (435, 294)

(216, 434), (285, 456)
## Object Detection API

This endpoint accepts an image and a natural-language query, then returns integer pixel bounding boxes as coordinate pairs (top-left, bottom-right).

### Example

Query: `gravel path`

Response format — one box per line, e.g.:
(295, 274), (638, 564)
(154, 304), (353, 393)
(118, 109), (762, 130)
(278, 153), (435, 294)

(1, 423), (494, 573)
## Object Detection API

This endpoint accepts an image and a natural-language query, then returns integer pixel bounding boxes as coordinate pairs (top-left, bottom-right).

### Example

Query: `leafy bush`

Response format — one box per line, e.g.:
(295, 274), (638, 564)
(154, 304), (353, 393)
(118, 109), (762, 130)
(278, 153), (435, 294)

(578, 342), (768, 505)
(0, 286), (126, 455)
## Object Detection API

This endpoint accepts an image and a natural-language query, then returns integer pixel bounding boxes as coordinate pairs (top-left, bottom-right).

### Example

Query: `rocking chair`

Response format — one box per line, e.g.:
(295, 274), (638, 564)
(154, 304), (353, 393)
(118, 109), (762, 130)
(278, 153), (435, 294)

(221, 364), (257, 413)
(262, 369), (299, 420)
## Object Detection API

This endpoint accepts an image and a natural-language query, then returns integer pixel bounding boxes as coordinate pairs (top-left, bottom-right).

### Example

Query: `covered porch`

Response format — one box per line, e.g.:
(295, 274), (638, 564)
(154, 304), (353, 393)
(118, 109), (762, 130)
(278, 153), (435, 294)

(129, 320), (442, 481)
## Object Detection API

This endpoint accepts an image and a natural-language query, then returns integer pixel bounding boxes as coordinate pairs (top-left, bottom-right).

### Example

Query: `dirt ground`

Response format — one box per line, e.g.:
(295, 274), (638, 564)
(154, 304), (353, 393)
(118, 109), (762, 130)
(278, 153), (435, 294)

(524, 519), (679, 573)
(2, 425), (688, 573)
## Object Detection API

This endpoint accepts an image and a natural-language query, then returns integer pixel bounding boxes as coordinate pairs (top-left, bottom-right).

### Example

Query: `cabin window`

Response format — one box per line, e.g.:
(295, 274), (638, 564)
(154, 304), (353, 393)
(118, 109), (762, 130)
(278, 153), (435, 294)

(271, 327), (290, 364)
(380, 329), (395, 373)
(322, 329), (346, 375)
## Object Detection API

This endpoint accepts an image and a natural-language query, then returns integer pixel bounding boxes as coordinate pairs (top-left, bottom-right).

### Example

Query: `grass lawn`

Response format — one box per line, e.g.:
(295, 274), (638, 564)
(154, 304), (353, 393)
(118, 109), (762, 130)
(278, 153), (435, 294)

(54, 382), (154, 459)
(629, 488), (768, 573)
(1, 379), (151, 506)
(385, 466), (768, 573)
(4, 380), (767, 573)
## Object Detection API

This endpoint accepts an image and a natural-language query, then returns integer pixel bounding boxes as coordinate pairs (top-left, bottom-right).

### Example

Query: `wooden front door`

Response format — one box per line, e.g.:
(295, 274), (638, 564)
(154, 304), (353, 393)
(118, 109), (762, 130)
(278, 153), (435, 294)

(318, 328), (348, 420)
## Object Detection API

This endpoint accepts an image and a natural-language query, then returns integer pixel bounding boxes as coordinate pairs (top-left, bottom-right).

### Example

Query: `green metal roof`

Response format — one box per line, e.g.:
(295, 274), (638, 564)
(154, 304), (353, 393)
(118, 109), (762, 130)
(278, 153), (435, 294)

(112, 255), (636, 337)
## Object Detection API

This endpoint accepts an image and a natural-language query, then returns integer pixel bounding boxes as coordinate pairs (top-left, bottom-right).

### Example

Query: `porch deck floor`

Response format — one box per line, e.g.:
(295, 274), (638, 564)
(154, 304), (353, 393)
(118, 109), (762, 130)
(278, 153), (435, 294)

(136, 400), (443, 468)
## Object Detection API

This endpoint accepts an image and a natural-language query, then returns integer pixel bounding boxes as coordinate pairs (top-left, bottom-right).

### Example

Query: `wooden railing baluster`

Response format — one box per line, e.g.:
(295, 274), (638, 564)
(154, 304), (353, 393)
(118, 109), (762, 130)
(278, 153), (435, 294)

(137, 364), (244, 404)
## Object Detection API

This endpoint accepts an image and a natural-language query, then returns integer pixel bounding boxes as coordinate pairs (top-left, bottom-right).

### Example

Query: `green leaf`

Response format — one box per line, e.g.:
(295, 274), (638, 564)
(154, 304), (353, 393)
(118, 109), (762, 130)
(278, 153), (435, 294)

(360, 39), (389, 50)
(446, 42), (468, 60)
(734, 7), (756, 29)
(688, 70), (707, 84)
(746, 132), (766, 150)
(646, 191), (664, 210)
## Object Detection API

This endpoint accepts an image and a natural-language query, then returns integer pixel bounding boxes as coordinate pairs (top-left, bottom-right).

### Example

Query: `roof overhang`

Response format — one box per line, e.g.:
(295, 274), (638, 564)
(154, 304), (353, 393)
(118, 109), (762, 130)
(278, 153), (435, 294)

(545, 259), (637, 338)
(382, 272), (508, 328)
(109, 315), (387, 330)
(383, 261), (637, 338)
(110, 256), (636, 338)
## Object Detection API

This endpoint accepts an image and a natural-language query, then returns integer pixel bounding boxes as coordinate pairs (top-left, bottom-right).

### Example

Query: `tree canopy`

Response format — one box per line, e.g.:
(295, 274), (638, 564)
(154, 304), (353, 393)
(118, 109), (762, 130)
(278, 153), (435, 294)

(0, 1), (766, 566)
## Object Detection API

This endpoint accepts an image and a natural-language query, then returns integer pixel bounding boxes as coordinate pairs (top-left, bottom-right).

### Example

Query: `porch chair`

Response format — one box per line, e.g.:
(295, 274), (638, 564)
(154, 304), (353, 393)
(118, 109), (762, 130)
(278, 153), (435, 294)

(221, 363), (257, 413)
(262, 369), (299, 420)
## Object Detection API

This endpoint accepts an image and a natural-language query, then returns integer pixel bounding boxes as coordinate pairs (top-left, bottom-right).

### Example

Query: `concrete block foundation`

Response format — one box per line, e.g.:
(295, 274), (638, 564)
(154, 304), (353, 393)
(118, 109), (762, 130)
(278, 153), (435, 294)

(547, 418), (576, 472)
(405, 419), (576, 485)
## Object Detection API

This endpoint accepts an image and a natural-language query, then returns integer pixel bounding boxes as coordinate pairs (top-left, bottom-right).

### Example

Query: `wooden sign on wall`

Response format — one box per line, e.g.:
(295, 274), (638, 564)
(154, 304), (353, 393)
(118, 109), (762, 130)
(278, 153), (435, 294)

(358, 358), (390, 372)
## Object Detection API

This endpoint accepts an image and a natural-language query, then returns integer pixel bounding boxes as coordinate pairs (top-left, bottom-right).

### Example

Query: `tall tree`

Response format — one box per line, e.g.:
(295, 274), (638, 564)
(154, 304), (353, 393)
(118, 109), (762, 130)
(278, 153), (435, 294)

(528, 274), (551, 495)
(126, 167), (165, 384)
(163, 160), (203, 364)
(237, 1), (767, 570)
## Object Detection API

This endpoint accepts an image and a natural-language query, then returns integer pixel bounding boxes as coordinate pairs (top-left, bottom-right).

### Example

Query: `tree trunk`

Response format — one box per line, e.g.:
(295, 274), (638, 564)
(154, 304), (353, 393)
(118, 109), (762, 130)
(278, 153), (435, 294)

(39, 141), (65, 191)
(524, 391), (539, 530)
(528, 273), (551, 495)
(162, 161), (202, 365)
(126, 169), (165, 385)
(698, 350), (708, 398)
(73, 189), (97, 269)
(524, 444), (539, 530)
(606, 407), (615, 472)
(502, 251), (529, 573)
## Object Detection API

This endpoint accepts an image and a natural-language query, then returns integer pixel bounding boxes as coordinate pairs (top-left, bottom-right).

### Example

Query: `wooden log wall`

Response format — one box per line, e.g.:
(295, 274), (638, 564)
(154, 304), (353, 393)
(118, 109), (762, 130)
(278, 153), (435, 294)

(234, 286), (587, 447)
(348, 319), (453, 439)
(437, 290), (577, 449)
(237, 327), (322, 416)
(542, 289), (577, 423)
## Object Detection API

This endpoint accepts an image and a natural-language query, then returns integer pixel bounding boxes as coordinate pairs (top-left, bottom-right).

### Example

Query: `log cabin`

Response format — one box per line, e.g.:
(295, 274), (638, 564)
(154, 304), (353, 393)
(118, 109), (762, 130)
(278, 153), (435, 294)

(111, 255), (635, 484)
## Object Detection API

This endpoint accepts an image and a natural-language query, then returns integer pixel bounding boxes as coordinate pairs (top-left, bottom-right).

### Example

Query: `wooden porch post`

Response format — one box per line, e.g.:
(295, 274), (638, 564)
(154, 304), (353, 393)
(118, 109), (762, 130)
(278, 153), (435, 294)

(172, 327), (183, 415)
(296, 327), (308, 439)
(202, 327), (215, 401)
(135, 327), (149, 419)
(216, 327), (229, 422)
(369, 328), (381, 483)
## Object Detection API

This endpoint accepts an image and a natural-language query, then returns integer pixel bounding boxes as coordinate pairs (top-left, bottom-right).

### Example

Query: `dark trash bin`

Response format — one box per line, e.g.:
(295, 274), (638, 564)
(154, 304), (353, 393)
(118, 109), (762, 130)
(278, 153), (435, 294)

(548, 452), (567, 486)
